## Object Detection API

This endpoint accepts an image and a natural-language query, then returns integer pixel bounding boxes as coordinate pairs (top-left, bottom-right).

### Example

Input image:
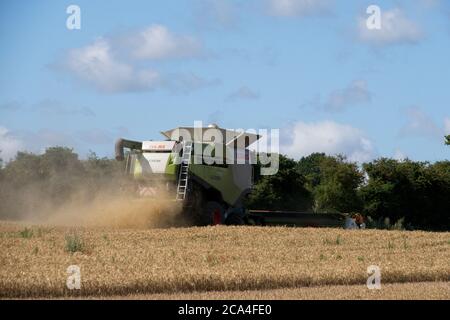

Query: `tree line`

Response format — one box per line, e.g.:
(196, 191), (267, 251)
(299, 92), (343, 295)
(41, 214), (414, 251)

(248, 153), (450, 231)
(0, 146), (449, 231)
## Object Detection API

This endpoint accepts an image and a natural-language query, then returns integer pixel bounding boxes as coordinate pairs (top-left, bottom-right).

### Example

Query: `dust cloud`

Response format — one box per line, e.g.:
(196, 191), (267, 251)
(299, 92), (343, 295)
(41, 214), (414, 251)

(6, 180), (186, 229)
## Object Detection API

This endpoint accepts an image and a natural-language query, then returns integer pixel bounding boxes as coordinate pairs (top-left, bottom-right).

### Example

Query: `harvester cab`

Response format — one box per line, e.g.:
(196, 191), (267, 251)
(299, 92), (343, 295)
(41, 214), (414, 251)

(115, 124), (260, 225)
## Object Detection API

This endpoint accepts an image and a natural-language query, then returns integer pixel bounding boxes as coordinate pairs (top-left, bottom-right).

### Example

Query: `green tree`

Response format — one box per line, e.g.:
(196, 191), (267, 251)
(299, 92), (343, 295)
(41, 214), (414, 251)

(360, 158), (450, 230)
(247, 154), (313, 211)
(313, 156), (363, 213)
(446, 135), (450, 145)
(297, 153), (364, 213)
(296, 153), (326, 188)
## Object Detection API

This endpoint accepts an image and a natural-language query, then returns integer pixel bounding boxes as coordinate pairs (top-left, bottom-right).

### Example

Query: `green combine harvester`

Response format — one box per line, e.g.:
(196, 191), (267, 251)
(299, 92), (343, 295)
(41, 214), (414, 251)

(115, 124), (363, 229)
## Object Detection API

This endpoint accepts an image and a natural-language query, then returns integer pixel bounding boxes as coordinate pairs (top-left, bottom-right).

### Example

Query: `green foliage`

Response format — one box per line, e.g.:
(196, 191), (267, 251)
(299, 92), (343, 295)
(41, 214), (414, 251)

(249, 153), (449, 230)
(65, 234), (84, 253)
(360, 159), (450, 230)
(365, 216), (406, 230)
(445, 135), (450, 146)
(388, 240), (395, 250)
(249, 153), (364, 213)
(312, 155), (363, 213)
(19, 227), (33, 239)
(246, 155), (313, 211)
(323, 235), (342, 245)
(296, 153), (326, 188)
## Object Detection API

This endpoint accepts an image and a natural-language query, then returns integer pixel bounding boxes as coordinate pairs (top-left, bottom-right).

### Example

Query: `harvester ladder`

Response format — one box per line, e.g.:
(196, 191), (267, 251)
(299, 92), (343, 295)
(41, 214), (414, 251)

(176, 141), (193, 201)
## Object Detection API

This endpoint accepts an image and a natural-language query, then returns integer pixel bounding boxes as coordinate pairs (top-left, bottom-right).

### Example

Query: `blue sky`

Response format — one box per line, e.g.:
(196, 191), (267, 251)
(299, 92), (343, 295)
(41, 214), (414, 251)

(0, 0), (449, 162)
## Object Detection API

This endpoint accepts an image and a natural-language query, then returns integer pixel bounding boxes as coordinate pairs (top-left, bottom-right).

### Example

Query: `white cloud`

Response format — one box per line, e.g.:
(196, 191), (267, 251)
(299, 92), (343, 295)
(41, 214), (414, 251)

(131, 24), (202, 60)
(358, 8), (423, 46)
(65, 39), (160, 93)
(60, 25), (215, 94)
(393, 149), (407, 161)
(267, 0), (333, 17)
(444, 117), (450, 134)
(281, 121), (375, 163)
(1, 127), (76, 159)
(226, 86), (260, 102)
(324, 80), (371, 112)
(0, 126), (24, 162)
(400, 107), (442, 138)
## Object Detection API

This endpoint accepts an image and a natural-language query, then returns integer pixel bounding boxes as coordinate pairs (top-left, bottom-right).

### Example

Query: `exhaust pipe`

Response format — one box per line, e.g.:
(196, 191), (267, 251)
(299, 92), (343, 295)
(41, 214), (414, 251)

(115, 138), (142, 161)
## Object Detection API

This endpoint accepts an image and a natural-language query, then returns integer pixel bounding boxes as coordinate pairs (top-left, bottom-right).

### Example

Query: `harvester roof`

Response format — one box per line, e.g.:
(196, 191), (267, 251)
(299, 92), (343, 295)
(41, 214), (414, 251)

(160, 125), (261, 147)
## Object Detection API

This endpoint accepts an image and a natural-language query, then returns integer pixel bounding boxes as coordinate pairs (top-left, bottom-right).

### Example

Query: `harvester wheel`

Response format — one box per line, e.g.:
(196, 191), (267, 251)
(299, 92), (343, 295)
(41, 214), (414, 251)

(225, 213), (245, 226)
(202, 201), (225, 226)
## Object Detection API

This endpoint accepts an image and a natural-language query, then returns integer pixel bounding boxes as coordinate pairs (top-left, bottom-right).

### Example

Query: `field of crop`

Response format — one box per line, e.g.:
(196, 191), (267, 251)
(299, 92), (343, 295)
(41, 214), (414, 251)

(101, 282), (450, 300)
(0, 221), (449, 299)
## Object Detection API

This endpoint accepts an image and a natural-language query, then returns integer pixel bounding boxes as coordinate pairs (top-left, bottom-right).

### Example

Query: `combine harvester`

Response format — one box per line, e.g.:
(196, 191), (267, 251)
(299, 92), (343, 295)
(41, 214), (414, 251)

(115, 124), (364, 229)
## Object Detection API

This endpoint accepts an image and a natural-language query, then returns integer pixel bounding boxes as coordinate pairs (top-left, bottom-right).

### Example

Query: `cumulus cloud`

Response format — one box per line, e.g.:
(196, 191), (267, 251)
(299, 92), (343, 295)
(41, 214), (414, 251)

(130, 24), (202, 60)
(0, 126), (24, 162)
(324, 80), (371, 112)
(267, 0), (333, 17)
(226, 86), (260, 102)
(64, 39), (160, 93)
(59, 25), (214, 94)
(281, 121), (375, 163)
(358, 8), (423, 46)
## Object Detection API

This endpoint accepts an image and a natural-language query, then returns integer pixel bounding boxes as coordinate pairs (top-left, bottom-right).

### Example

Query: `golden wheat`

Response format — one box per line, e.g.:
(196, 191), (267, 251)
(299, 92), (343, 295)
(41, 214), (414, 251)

(0, 221), (449, 298)
(97, 282), (450, 300)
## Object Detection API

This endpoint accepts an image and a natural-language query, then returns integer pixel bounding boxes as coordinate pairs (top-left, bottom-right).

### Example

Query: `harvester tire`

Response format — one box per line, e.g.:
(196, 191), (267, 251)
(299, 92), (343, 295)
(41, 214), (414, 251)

(225, 212), (245, 226)
(202, 201), (225, 226)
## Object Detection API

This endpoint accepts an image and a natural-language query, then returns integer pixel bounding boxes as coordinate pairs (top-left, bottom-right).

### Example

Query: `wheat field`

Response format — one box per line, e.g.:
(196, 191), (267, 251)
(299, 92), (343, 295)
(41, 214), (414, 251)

(99, 282), (450, 300)
(0, 221), (449, 299)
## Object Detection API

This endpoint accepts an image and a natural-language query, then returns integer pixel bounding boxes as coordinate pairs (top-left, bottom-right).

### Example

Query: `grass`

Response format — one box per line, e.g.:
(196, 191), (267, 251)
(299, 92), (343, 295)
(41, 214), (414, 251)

(0, 221), (449, 298)
(19, 227), (33, 239)
(65, 234), (84, 253)
(323, 235), (342, 245)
